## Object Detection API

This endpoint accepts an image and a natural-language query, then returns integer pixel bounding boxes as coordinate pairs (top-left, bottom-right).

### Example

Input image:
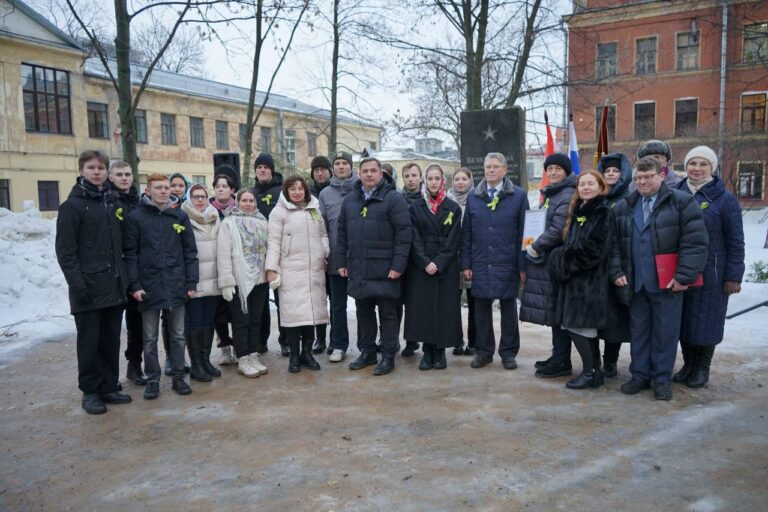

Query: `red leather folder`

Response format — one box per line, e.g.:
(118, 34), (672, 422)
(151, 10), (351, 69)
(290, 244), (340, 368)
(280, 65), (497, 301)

(655, 253), (704, 289)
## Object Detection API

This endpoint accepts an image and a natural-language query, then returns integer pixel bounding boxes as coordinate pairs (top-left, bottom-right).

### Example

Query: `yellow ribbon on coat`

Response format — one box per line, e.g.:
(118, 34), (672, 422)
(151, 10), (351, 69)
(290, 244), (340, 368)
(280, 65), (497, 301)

(172, 223), (185, 234)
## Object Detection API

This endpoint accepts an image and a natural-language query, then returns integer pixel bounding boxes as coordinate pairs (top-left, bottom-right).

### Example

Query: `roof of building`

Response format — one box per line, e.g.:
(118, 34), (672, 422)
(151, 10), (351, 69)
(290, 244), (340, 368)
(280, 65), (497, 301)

(84, 58), (383, 131)
(1, 0), (84, 51)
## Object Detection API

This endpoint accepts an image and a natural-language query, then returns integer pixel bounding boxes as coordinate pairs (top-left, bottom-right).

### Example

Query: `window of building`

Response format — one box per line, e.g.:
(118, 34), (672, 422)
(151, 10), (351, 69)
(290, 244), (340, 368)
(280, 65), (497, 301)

(239, 123), (248, 153)
(192, 175), (206, 186)
(189, 117), (204, 148)
(260, 126), (272, 152)
(139, 174), (148, 187)
(634, 102), (655, 139)
(0, 179), (10, 210)
(741, 93), (766, 133)
(37, 181), (59, 211)
(216, 120), (229, 150)
(369, 141), (377, 151)
(21, 63), (72, 134)
(738, 161), (764, 199)
(135, 109), (147, 144)
(285, 129), (297, 170)
(87, 102), (109, 139)
(594, 105), (616, 141)
(635, 37), (657, 75)
(596, 42), (617, 79)
(743, 22), (768, 64)
(676, 31), (699, 70)
(675, 99), (698, 137)
(307, 132), (318, 156)
(161, 113), (176, 145)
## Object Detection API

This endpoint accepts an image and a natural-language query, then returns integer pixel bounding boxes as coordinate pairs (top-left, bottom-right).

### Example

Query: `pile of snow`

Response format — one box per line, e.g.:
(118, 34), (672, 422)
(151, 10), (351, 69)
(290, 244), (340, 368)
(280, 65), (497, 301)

(0, 208), (74, 361)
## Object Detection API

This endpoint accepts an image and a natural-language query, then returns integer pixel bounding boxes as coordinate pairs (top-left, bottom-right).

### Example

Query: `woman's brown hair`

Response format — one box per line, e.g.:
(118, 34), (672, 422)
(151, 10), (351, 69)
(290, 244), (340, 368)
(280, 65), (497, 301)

(561, 170), (608, 241)
(282, 175), (311, 206)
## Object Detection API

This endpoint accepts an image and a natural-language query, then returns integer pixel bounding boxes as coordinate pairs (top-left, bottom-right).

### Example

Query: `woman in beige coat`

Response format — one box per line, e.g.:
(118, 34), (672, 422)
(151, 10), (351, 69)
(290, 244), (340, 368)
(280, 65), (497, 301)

(181, 184), (222, 381)
(266, 176), (330, 373)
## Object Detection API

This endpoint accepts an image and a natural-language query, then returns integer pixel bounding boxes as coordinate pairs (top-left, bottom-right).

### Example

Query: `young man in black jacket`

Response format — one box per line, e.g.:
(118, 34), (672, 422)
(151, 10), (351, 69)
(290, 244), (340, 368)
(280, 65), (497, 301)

(123, 174), (199, 399)
(56, 150), (131, 414)
(108, 160), (146, 386)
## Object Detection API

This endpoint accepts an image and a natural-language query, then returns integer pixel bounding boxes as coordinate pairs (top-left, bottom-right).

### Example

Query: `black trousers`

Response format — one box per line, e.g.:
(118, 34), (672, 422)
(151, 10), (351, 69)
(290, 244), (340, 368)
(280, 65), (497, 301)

(214, 296), (232, 347)
(231, 284), (269, 358)
(328, 274), (350, 351)
(456, 288), (476, 349)
(123, 296), (143, 364)
(74, 305), (124, 394)
(356, 297), (399, 357)
(474, 298), (520, 359)
(286, 325), (315, 347)
(551, 325), (572, 365)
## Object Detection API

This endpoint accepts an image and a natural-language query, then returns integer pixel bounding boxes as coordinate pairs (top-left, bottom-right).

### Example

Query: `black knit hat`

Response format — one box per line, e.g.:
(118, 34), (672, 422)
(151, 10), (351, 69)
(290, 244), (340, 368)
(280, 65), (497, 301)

(254, 153), (275, 173)
(600, 154), (622, 172)
(637, 140), (672, 162)
(543, 152), (572, 175)
(332, 151), (353, 167)
(311, 155), (332, 171)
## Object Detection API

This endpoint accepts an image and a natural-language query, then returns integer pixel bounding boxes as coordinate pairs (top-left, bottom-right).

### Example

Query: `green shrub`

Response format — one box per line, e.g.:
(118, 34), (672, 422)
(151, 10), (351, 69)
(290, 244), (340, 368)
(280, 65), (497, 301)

(747, 260), (768, 283)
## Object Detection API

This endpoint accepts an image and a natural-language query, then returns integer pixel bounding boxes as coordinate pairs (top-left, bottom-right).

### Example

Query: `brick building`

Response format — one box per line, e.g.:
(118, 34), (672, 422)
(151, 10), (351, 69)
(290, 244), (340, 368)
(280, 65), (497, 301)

(566, 0), (768, 207)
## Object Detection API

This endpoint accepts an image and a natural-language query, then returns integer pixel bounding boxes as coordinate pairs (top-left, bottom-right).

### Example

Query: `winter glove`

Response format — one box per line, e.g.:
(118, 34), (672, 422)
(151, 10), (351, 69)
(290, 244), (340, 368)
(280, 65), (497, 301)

(72, 288), (92, 307)
(724, 281), (741, 295)
(221, 286), (235, 302)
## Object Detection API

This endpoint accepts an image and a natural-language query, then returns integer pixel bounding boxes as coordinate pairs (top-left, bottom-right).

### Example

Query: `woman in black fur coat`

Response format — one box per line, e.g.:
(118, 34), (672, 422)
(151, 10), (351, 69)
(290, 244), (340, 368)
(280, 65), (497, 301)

(547, 171), (615, 389)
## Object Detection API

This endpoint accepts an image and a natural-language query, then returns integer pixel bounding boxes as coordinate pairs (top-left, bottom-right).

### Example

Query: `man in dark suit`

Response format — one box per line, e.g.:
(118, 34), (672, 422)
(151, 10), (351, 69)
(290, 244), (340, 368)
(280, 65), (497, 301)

(609, 157), (708, 400)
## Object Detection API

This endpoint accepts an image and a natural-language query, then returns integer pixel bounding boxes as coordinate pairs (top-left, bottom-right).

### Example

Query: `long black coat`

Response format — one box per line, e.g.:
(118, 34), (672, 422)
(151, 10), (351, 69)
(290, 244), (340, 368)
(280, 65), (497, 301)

(608, 183), (708, 305)
(253, 172), (284, 218)
(675, 177), (745, 345)
(56, 179), (129, 314)
(335, 174), (412, 300)
(519, 175), (576, 326)
(123, 196), (199, 312)
(547, 198), (615, 330)
(404, 197), (462, 348)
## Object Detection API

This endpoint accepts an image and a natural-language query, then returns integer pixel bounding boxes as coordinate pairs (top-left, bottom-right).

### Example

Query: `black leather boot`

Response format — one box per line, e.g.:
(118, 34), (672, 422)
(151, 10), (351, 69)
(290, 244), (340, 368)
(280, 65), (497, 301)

(288, 339), (301, 373)
(188, 331), (212, 382)
(687, 346), (714, 388)
(279, 341), (290, 358)
(312, 324), (327, 354)
(349, 350), (378, 370)
(373, 355), (395, 376)
(433, 348), (447, 370)
(673, 343), (697, 383)
(300, 339), (321, 370)
(419, 344), (434, 370)
(126, 360), (147, 386)
(603, 357), (618, 378)
(200, 326), (222, 377)
(401, 341), (419, 357)
(82, 393), (107, 414)
(566, 370), (599, 389)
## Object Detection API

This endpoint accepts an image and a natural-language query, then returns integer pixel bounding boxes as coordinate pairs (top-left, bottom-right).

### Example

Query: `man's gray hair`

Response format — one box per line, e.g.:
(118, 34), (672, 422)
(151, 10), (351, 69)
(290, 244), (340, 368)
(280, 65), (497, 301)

(484, 152), (507, 166)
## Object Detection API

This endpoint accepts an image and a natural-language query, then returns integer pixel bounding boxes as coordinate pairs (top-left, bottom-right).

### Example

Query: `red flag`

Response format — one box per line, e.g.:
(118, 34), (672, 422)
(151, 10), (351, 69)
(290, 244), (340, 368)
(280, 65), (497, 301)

(539, 111), (555, 205)
(593, 104), (609, 167)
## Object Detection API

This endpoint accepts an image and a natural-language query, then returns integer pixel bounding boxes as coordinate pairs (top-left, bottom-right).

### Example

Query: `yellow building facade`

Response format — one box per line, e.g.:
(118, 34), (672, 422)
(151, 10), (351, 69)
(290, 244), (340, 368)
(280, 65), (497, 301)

(0, 0), (382, 215)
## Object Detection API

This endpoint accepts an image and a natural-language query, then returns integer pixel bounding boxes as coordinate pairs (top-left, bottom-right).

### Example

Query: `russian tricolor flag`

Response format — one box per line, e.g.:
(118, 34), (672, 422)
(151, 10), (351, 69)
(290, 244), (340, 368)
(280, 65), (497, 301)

(568, 113), (581, 175)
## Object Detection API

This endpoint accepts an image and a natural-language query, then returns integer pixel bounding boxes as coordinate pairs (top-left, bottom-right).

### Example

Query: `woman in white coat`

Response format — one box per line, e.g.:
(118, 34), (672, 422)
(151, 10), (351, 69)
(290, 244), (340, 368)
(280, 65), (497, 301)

(181, 184), (222, 381)
(266, 176), (330, 373)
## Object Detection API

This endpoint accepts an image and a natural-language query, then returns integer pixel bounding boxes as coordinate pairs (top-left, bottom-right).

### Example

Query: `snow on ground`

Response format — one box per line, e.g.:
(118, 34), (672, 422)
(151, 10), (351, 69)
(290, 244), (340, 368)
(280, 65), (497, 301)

(0, 208), (74, 361)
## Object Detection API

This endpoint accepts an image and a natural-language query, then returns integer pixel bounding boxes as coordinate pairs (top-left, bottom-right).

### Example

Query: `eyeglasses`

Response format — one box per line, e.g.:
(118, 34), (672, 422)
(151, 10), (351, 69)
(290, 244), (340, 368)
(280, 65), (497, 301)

(191, 195), (208, 200)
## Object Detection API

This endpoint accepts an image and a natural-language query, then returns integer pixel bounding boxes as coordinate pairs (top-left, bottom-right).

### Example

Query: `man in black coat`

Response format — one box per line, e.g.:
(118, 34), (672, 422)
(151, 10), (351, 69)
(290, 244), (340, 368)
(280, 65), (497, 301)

(56, 150), (131, 414)
(609, 157), (707, 400)
(336, 157), (412, 375)
(310, 155), (332, 197)
(123, 174), (198, 399)
(252, 153), (287, 355)
(108, 160), (146, 386)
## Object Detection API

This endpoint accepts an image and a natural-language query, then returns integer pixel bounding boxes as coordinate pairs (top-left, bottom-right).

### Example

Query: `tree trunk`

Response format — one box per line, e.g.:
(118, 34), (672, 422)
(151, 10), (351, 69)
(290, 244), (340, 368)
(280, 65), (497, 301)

(463, 0), (488, 111)
(504, 0), (542, 108)
(114, 0), (139, 176)
(330, 0), (339, 155)
(243, 0), (264, 186)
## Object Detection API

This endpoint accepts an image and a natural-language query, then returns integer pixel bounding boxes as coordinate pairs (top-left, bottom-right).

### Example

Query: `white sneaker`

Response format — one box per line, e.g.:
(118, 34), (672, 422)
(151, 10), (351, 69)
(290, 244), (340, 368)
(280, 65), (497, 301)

(237, 354), (260, 378)
(329, 349), (345, 362)
(250, 354), (269, 375)
(219, 346), (237, 366)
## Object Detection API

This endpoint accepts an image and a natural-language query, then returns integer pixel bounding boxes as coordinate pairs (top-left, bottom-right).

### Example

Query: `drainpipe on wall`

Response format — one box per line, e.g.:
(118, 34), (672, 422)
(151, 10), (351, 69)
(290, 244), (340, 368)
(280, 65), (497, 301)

(717, 0), (728, 174)
(278, 108), (285, 172)
(561, 19), (569, 149)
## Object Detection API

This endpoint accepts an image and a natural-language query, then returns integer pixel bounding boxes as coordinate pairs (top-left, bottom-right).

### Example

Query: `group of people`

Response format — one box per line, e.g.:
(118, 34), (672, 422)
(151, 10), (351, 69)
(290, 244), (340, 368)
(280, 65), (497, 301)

(56, 137), (744, 415)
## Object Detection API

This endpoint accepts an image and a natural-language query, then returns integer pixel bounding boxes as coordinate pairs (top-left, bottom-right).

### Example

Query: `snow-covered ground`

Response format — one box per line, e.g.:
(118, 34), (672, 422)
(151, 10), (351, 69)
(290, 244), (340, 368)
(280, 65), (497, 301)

(0, 205), (766, 363)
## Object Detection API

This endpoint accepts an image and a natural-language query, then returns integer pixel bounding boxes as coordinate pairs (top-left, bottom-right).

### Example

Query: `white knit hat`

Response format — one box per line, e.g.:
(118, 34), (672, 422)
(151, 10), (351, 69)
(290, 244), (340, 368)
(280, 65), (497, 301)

(684, 146), (718, 173)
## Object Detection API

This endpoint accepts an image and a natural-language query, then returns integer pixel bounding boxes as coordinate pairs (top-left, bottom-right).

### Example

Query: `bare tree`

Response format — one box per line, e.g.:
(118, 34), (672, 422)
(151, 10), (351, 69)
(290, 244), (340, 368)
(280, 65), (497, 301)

(132, 15), (208, 77)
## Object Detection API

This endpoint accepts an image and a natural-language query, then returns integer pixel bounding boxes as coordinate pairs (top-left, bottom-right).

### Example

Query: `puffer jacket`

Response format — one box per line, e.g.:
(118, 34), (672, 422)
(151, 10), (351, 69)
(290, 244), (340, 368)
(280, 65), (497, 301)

(266, 194), (330, 326)
(675, 176), (745, 345)
(520, 175), (576, 326)
(335, 173), (412, 299)
(319, 173), (358, 276)
(181, 201), (221, 297)
(459, 178), (529, 300)
(608, 183), (708, 305)
(56, 178), (129, 314)
(123, 195), (199, 312)
(597, 152), (633, 207)
(253, 172), (283, 218)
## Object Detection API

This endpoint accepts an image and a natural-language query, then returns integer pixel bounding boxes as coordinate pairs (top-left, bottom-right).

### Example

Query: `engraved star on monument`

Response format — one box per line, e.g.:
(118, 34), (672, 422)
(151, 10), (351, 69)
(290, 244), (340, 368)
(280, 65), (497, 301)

(482, 125), (497, 141)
